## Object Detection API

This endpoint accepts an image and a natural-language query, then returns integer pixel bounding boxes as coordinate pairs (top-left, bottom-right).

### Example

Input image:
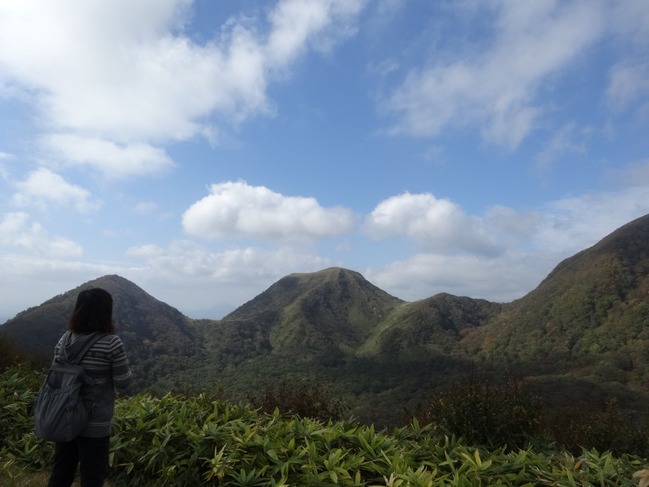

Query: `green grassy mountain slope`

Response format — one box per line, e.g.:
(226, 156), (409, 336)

(359, 293), (503, 361)
(464, 214), (649, 375)
(222, 267), (404, 359)
(0, 275), (198, 388)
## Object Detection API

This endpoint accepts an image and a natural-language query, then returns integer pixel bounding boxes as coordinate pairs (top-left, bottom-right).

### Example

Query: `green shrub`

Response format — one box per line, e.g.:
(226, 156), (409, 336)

(0, 365), (52, 472)
(0, 337), (22, 370)
(250, 377), (349, 422)
(2, 366), (646, 486)
(542, 399), (649, 457)
(414, 375), (542, 450)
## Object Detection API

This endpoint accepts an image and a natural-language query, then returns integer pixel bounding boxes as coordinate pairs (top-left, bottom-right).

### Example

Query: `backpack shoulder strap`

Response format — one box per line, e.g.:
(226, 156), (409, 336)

(68, 333), (107, 365)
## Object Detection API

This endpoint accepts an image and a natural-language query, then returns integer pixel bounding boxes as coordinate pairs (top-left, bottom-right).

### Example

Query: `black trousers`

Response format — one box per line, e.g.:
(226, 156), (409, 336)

(48, 435), (110, 487)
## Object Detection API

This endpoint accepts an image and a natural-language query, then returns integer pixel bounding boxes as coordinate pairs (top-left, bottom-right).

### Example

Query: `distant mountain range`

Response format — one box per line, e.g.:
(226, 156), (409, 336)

(3, 213), (649, 425)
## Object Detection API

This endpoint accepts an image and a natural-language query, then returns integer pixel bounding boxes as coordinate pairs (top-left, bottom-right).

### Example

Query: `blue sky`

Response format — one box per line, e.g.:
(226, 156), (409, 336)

(1, 0), (649, 321)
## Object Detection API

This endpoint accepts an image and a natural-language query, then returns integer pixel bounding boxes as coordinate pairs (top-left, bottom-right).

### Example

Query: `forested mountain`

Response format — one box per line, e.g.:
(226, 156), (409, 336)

(358, 293), (502, 361)
(2, 214), (649, 425)
(0, 275), (199, 388)
(464, 214), (649, 374)
(223, 267), (404, 358)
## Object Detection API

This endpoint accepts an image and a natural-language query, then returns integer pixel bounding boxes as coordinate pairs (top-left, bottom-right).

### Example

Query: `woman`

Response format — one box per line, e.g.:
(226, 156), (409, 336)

(47, 288), (132, 487)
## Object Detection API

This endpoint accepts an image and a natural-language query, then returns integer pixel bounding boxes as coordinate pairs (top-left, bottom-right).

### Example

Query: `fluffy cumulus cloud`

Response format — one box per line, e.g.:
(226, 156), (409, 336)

(12, 168), (100, 213)
(182, 181), (355, 241)
(364, 192), (501, 256)
(364, 185), (649, 266)
(0, 212), (82, 258)
(0, 0), (368, 178)
(383, 0), (604, 147)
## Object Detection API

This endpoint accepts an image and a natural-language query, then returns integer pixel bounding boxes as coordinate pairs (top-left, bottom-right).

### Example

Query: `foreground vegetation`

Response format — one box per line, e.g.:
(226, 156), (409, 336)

(2, 366), (648, 486)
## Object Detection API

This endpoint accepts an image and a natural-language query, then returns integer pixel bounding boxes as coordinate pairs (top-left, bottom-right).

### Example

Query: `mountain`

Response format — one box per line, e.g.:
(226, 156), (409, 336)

(464, 214), (649, 370)
(223, 267), (404, 359)
(358, 293), (502, 361)
(0, 275), (199, 388)
(454, 214), (649, 410)
(2, 214), (649, 424)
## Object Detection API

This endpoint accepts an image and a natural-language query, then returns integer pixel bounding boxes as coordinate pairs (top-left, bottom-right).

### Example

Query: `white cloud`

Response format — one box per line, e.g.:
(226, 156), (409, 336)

(366, 251), (553, 303)
(364, 185), (649, 264)
(383, 0), (604, 147)
(12, 168), (100, 213)
(535, 123), (590, 169)
(0, 0), (368, 178)
(609, 0), (649, 45)
(127, 240), (330, 279)
(124, 240), (333, 315)
(608, 159), (649, 187)
(603, 1), (649, 117)
(366, 185), (649, 303)
(535, 186), (649, 254)
(43, 134), (174, 179)
(364, 192), (501, 256)
(0, 251), (123, 320)
(0, 1), (195, 140)
(483, 205), (541, 244)
(267, 0), (367, 65)
(606, 61), (649, 111)
(0, 211), (82, 257)
(182, 181), (355, 241)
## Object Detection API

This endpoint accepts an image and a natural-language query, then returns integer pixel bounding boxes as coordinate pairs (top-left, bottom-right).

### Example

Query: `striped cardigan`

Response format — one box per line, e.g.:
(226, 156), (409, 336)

(53, 331), (133, 438)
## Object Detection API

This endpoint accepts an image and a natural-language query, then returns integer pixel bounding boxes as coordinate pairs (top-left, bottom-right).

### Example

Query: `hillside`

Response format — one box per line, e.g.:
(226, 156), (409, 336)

(464, 214), (649, 371)
(0, 275), (199, 389)
(223, 267), (404, 358)
(2, 214), (649, 424)
(359, 293), (502, 361)
(456, 214), (649, 410)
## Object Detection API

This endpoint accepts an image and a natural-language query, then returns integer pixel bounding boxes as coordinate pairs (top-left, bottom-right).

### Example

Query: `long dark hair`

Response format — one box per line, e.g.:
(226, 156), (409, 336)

(68, 288), (116, 333)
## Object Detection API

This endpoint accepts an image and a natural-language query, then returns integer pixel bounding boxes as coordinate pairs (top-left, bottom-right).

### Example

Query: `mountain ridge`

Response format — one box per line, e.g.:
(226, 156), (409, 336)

(0, 274), (199, 388)
(2, 214), (649, 424)
(228, 267), (404, 357)
(462, 214), (649, 366)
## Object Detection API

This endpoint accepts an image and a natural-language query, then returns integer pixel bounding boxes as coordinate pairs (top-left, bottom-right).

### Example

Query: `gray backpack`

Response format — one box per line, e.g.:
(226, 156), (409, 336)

(34, 332), (104, 442)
